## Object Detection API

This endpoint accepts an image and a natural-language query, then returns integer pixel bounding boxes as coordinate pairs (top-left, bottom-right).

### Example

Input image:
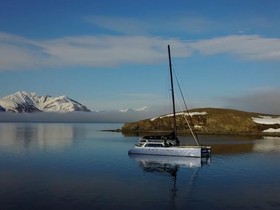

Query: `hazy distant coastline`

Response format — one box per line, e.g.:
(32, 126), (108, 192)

(0, 112), (137, 123)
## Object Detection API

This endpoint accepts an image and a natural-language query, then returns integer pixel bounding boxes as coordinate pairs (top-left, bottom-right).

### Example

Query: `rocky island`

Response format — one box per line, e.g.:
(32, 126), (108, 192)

(122, 108), (280, 136)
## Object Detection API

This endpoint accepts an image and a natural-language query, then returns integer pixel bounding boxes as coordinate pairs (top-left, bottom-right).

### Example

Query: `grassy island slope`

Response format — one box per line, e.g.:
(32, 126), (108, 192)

(122, 108), (280, 136)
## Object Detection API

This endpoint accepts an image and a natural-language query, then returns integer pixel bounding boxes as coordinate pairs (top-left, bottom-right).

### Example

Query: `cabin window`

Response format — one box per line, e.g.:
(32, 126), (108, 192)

(145, 143), (163, 147)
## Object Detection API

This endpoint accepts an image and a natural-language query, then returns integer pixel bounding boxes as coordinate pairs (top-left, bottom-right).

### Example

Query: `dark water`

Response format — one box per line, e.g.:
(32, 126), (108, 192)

(0, 123), (280, 210)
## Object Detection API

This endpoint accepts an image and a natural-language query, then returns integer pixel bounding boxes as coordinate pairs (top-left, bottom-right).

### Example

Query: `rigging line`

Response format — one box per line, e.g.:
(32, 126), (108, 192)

(175, 93), (200, 146)
(173, 68), (200, 146)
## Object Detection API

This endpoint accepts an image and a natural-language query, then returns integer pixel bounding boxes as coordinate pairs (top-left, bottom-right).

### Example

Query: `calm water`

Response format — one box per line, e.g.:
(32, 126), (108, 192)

(0, 123), (280, 210)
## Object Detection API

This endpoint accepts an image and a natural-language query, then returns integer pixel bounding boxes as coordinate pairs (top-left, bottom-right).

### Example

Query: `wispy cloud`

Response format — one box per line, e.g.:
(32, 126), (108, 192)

(85, 16), (151, 35)
(1, 31), (280, 72)
(0, 32), (190, 71)
(85, 15), (217, 35)
(40, 35), (190, 66)
(0, 33), (48, 70)
(85, 14), (278, 36)
(191, 35), (280, 61)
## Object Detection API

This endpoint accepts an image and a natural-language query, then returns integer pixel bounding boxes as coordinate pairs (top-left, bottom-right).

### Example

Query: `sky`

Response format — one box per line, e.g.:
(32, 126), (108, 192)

(1, 0), (280, 121)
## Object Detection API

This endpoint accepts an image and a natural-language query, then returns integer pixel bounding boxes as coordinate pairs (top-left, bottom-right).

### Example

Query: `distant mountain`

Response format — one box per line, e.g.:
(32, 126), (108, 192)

(0, 91), (91, 113)
(122, 108), (280, 135)
(119, 106), (148, 113)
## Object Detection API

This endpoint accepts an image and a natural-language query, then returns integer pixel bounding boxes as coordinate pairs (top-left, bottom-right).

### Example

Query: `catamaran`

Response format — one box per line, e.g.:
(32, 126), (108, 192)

(128, 45), (211, 158)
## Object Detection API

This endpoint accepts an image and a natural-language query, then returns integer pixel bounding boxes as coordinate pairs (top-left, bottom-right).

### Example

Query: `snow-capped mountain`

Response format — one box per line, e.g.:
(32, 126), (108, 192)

(0, 91), (91, 113)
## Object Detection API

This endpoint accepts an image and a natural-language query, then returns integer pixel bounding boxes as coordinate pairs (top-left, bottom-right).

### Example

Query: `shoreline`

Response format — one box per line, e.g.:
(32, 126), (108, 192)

(106, 128), (280, 137)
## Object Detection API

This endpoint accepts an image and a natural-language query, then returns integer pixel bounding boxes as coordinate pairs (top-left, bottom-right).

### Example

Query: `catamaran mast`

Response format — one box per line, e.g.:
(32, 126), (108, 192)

(168, 45), (178, 144)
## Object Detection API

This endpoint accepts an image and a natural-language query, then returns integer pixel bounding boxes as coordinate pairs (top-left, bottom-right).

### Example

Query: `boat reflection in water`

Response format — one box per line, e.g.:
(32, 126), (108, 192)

(129, 154), (210, 170)
(129, 154), (210, 208)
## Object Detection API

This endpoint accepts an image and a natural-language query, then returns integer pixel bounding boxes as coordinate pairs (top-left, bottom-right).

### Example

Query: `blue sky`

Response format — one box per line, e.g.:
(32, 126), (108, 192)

(1, 0), (280, 117)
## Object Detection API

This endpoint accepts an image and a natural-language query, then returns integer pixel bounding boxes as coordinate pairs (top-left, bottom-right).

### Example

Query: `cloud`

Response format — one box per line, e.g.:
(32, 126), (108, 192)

(84, 15), (280, 61)
(1, 31), (280, 72)
(85, 14), (279, 37)
(85, 15), (217, 35)
(85, 16), (151, 35)
(0, 33), (48, 70)
(40, 35), (190, 66)
(223, 87), (280, 114)
(0, 32), (190, 71)
(191, 35), (280, 61)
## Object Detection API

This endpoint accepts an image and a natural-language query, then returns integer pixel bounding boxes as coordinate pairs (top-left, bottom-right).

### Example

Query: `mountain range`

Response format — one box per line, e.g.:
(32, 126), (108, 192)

(0, 91), (149, 114)
(0, 91), (91, 113)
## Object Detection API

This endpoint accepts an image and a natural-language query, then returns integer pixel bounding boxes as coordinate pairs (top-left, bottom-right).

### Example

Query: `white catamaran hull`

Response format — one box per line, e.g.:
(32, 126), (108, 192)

(128, 146), (208, 158)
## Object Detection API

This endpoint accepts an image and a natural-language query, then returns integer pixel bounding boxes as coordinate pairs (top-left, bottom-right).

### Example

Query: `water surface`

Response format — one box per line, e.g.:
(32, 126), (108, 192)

(0, 123), (279, 210)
